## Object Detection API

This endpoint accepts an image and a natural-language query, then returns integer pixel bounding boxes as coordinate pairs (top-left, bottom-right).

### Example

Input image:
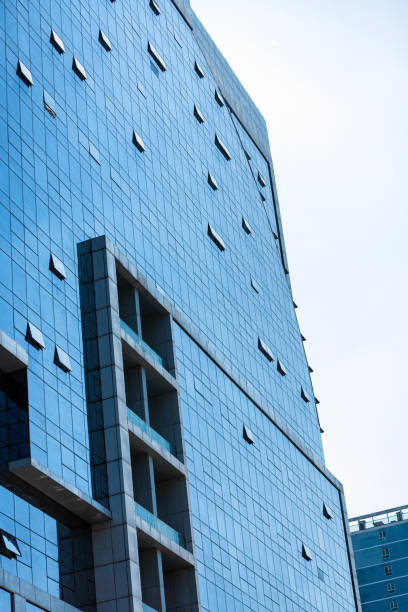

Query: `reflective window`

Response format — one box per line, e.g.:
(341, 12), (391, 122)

(50, 29), (65, 54)
(207, 224), (225, 251)
(194, 60), (204, 78)
(99, 30), (112, 52)
(16, 60), (33, 86)
(150, 0), (161, 15)
(72, 57), (87, 80)
(0, 589), (11, 611)
(148, 42), (166, 72)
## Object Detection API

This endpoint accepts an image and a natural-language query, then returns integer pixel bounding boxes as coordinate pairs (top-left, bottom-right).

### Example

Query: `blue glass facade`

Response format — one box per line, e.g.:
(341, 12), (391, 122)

(350, 506), (408, 611)
(0, 0), (360, 610)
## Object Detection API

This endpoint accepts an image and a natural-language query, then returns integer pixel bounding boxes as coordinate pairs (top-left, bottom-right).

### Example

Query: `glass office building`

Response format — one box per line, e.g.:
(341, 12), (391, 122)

(350, 505), (408, 611)
(0, 0), (360, 609)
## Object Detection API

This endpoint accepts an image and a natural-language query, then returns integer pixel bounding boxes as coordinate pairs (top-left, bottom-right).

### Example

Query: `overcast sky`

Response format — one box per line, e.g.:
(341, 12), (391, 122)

(192, 0), (408, 518)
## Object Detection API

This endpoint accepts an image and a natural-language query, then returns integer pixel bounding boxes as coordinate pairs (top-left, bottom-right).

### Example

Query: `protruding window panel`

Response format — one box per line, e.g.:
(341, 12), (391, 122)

(258, 171), (267, 187)
(258, 337), (274, 362)
(54, 346), (71, 373)
(194, 60), (204, 78)
(215, 134), (231, 160)
(137, 81), (146, 97)
(43, 90), (56, 117)
(385, 565), (393, 577)
(323, 503), (333, 520)
(301, 334), (306, 342)
(293, 301), (298, 309)
(300, 387), (310, 403)
(390, 601), (398, 611)
(314, 396), (320, 405)
(208, 224), (225, 251)
(382, 547), (390, 559)
(49, 253), (66, 280)
(150, 0), (161, 15)
(99, 29), (112, 52)
(16, 60), (33, 87)
(214, 88), (224, 107)
(272, 230), (279, 240)
(242, 217), (252, 235)
(302, 544), (312, 561)
(133, 130), (145, 152)
(244, 149), (251, 161)
(379, 530), (386, 541)
(259, 192), (266, 202)
(208, 172), (219, 191)
(89, 142), (100, 164)
(50, 29), (65, 54)
(148, 42), (166, 71)
(193, 105), (204, 123)
(308, 365), (313, 373)
(174, 32), (182, 47)
(0, 532), (21, 558)
(26, 323), (45, 350)
(72, 57), (87, 80)
(250, 276), (259, 294)
(243, 425), (255, 445)
(277, 360), (287, 376)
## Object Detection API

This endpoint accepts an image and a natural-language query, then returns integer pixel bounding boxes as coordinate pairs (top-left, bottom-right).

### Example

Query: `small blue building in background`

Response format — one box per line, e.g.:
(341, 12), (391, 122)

(350, 505), (408, 611)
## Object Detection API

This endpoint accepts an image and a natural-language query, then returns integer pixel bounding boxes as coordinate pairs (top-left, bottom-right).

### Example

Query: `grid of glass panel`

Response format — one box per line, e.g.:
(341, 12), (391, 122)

(174, 324), (355, 611)
(0, 0), (356, 608)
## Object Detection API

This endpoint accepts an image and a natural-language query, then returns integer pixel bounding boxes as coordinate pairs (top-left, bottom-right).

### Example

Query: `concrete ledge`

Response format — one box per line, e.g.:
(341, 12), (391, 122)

(128, 419), (186, 480)
(135, 514), (195, 571)
(8, 458), (111, 524)
(121, 328), (178, 394)
(0, 566), (81, 611)
(0, 331), (28, 373)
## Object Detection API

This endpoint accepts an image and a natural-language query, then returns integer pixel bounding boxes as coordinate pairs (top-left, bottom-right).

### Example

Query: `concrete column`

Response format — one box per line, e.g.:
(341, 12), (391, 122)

(79, 238), (143, 612)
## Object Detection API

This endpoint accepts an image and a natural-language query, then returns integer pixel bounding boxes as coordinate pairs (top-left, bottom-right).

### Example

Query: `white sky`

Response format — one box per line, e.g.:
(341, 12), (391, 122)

(192, 0), (408, 517)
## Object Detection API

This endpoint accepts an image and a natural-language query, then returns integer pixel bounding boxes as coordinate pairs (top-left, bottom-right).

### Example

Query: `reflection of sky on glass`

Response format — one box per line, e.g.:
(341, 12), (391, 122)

(192, 0), (408, 517)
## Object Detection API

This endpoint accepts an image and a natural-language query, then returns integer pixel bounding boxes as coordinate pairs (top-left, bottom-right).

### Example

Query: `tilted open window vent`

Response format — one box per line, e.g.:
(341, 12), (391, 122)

(133, 130), (146, 152)
(323, 503), (333, 520)
(243, 425), (255, 444)
(214, 89), (225, 107)
(242, 217), (252, 235)
(54, 346), (72, 373)
(208, 224), (225, 251)
(150, 0), (161, 15)
(17, 60), (33, 86)
(194, 105), (204, 123)
(300, 387), (310, 403)
(0, 532), (21, 559)
(49, 253), (66, 280)
(148, 42), (166, 71)
(72, 57), (87, 80)
(208, 172), (219, 191)
(26, 322), (45, 350)
(258, 337), (274, 362)
(194, 60), (204, 78)
(215, 134), (231, 160)
(50, 29), (65, 54)
(99, 30), (112, 52)
(277, 360), (287, 376)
